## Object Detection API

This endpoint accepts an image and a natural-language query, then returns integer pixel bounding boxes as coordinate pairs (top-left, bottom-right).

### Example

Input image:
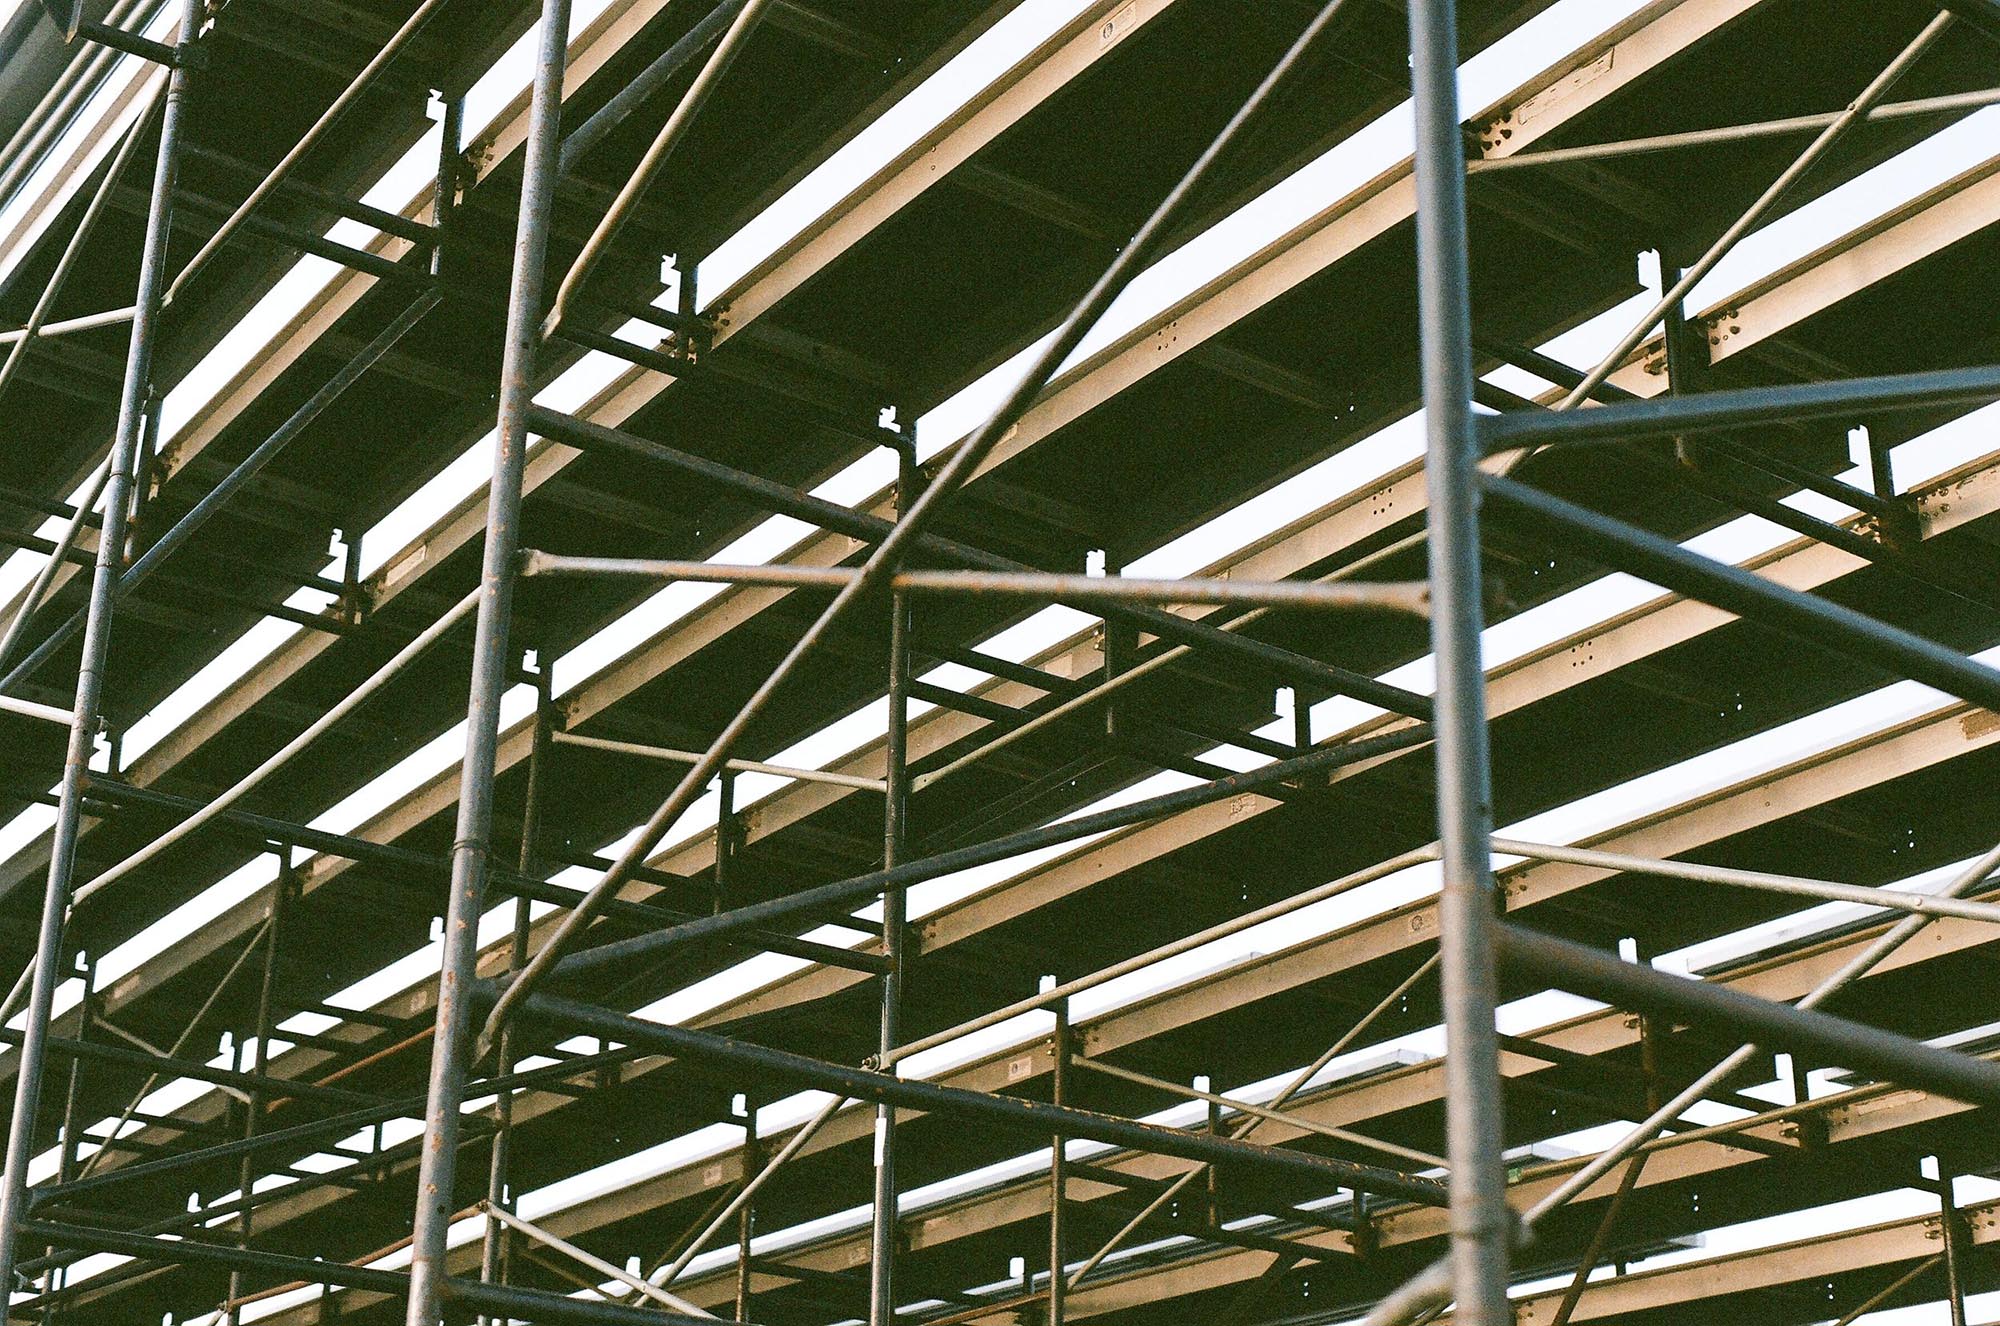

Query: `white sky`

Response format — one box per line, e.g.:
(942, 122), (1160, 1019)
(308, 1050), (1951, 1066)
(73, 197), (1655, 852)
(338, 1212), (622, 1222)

(0, 1), (1995, 1321)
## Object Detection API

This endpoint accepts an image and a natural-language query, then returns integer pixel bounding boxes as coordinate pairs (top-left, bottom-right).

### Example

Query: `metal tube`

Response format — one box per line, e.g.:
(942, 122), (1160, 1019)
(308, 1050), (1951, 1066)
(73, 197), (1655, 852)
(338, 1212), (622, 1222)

(734, 1104), (756, 1322)
(1067, 950), (1439, 1289)
(1407, 0), (1509, 1320)
(0, 0), (200, 1301)
(76, 586), (479, 901)
(494, 990), (1448, 1205)
(1481, 362), (2000, 452)
(526, 405), (1432, 718)
(225, 865), (287, 1325)
(1936, 1163), (1968, 1326)
(550, 729), (888, 791)
(652, 1095), (846, 1290)
(559, 0), (748, 171)
(890, 848), (1436, 1071)
(544, 0), (772, 337)
(1551, 12), (1952, 411)
(73, 19), (179, 67)
(39, 1041), (662, 1210)
(0, 291), (446, 693)
(0, 459), (109, 678)
(0, 306), (137, 345)
(1489, 838), (2000, 924)
(1828, 1256), (1941, 1326)
(1369, 839), (2000, 1326)
(1495, 923), (2000, 1107)
(162, 0), (454, 306)
(17, 1219), (710, 1326)
(477, 1202), (713, 1318)
(869, 443), (916, 1326)
(0, 85), (159, 409)
(405, 0), (569, 1318)
(1467, 85), (2000, 174)
(1048, 998), (1070, 1326)
(41, 952), (90, 1326)
(541, 727), (1430, 989)
(1482, 475), (2000, 714)
(481, 0), (1370, 1052)
(479, 670), (545, 1324)
(519, 551), (1432, 615)
(1073, 1057), (1447, 1169)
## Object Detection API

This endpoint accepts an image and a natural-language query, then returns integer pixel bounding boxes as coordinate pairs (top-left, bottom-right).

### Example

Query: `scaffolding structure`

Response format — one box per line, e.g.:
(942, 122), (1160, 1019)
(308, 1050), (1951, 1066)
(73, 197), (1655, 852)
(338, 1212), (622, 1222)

(0, 0), (1994, 1322)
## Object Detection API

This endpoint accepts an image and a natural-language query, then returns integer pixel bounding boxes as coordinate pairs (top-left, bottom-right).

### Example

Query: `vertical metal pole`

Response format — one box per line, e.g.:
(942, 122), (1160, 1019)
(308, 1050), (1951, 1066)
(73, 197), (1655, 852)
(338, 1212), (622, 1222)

(869, 435), (918, 1326)
(479, 662), (547, 1323)
(1047, 997), (1071, 1326)
(1936, 1161), (1968, 1326)
(227, 858), (289, 1325)
(734, 1104), (758, 1323)
(42, 951), (90, 1326)
(406, 2), (569, 1320)
(714, 768), (737, 914)
(1660, 251), (1706, 471)
(1407, 2), (1509, 1323)
(0, 0), (203, 1302)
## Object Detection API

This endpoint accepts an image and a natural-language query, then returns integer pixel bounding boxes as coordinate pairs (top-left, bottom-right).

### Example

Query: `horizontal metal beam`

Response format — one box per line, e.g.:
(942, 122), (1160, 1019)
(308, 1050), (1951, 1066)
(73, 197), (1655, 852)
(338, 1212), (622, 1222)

(501, 990), (1447, 1206)
(521, 551), (1433, 614)
(1479, 364), (2000, 450)
(18, 1219), (712, 1326)
(537, 725), (1431, 986)
(525, 404), (1433, 717)
(1481, 475), (2000, 713)
(1495, 924), (2000, 1108)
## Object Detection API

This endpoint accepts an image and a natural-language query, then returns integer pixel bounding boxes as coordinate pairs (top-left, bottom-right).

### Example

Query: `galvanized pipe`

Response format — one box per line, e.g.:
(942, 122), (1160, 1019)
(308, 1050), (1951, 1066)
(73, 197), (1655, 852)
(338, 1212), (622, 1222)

(1407, 0), (1509, 1321)
(405, 0), (570, 1319)
(0, 290), (446, 693)
(1073, 1057), (1448, 1169)
(1551, 11), (1953, 411)
(1495, 923), (2000, 1107)
(653, 1094), (846, 1290)
(869, 442), (917, 1326)
(477, 666), (544, 1326)
(550, 729), (888, 791)
(1468, 85), (2000, 174)
(481, 0), (1372, 1053)
(1368, 838), (2000, 1325)
(476, 1201), (713, 1318)
(1482, 475), (2000, 714)
(0, 85), (159, 410)
(492, 990), (1448, 1205)
(541, 726), (1430, 990)
(0, 0), (200, 1302)
(162, 0), (455, 305)
(18, 1218), (711, 1326)
(76, 586), (479, 900)
(559, 0), (748, 172)
(1490, 839), (2000, 924)
(1067, 950), (1442, 1289)
(526, 404), (1432, 718)
(519, 551), (1432, 615)
(1481, 361), (2000, 451)
(224, 869), (287, 1326)
(544, 0), (773, 337)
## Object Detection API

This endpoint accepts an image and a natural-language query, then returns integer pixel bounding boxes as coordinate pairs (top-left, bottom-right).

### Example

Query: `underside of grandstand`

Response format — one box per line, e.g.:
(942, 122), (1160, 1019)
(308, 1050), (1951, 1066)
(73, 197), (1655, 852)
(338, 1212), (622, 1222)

(0, 0), (1997, 1323)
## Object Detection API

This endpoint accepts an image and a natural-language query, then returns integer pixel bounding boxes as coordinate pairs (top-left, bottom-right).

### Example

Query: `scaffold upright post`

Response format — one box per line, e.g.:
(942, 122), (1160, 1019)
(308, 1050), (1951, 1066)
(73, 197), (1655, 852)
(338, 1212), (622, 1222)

(479, 659), (548, 1323)
(870, 430), (919, 1326)
(0, 0), (202, 1304)
(405, 1), (571, 1321)
(1407, 0), (1510, 1323)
